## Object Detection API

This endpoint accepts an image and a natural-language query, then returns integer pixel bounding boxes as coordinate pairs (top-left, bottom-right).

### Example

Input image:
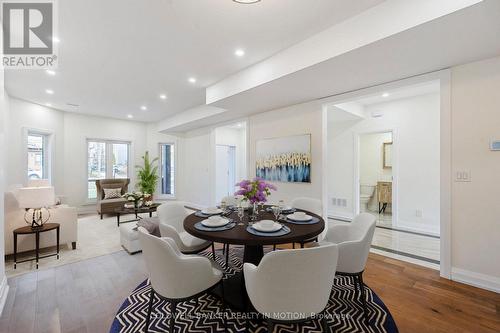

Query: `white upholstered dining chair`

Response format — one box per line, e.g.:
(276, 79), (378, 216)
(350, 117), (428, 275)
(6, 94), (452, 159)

(158, 202), (214, 256)
(291, 197), (324, 248)
(138, 227), (224, 333)
(244, 243), (338, 332)
(322, 213), (376, 320)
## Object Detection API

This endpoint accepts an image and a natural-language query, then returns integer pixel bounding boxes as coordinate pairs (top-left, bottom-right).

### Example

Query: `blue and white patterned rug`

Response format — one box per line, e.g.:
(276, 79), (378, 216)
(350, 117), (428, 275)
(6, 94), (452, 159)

(110, 247), (398, 333)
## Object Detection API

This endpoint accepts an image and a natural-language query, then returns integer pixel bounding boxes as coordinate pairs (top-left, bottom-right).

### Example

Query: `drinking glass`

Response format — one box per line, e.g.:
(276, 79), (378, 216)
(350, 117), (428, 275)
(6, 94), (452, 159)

(278, 200), (285, 219)
(220, 200), (227, 213)
(271, 206), (281, 222)
(237, 206), (245, 223)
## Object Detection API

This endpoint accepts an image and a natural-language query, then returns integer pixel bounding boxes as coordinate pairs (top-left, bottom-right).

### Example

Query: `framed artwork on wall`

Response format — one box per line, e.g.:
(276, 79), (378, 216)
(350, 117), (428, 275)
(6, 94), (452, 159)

(383, 142), (393, 169)
(255, 134), (311, 183)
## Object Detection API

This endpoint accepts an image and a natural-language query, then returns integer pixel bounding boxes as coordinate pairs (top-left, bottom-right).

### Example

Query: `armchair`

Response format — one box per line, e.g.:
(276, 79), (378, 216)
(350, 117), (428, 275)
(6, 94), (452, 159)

(96, 179), (130, 219)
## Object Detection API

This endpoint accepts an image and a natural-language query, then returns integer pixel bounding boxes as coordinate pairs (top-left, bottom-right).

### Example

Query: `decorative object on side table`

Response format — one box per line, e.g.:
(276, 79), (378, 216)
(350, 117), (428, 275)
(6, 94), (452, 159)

(136, 151), (159, 201)
(235, 178), (276, 220)
(17, 186), (56, 228)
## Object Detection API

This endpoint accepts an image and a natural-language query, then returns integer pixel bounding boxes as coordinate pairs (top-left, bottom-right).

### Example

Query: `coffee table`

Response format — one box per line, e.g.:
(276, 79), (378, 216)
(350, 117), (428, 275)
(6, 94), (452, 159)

(114, 203), (161, 227)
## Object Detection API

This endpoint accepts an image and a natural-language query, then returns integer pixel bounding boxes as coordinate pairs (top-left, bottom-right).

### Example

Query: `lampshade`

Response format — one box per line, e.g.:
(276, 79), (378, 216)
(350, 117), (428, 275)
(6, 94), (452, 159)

(27, 179), (51, 187)
(17, 186), (56, 209)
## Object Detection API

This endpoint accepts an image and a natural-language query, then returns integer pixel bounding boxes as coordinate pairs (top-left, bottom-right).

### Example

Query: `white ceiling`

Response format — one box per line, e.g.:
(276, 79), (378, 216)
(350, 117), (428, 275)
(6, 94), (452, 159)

(353, 81), (440, 107)
(5, 0), (384, 121)
(202, 0), (500, 129)
(328, 80), (440, 124)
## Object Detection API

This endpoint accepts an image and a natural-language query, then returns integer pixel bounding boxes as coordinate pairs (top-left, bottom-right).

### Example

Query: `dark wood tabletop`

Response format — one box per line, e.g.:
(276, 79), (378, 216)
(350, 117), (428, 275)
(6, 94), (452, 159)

(114, 203), (161, 214)
(184, 207), (324, 246)
(13, 222), (60, 235)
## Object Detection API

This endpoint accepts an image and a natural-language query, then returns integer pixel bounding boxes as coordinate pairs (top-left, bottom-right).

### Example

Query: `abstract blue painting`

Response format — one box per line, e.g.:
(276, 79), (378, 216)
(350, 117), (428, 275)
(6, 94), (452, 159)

(256, 134), (311, 183)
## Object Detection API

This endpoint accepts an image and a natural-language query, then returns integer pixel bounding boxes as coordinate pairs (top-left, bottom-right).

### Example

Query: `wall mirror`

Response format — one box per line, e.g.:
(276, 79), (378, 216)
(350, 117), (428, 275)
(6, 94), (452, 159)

(383, 142), (393, 169)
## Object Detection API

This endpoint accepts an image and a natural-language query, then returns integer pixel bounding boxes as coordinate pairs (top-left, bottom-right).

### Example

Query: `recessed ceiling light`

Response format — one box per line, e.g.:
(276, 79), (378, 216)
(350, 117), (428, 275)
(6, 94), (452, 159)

(46, 69), (56, 76)
(46, 103), (52, 107)
(188, 77), (197, 84)
(52, 37), (60, 43)
(159, 94), (167, 100)
(140, 106), (147, 111)
(45, 89), (54, 94)
(127, 114), (133, 119)
(235, 49), (245, 57)
(382, 93), (390, 98)
(233, 0), (261, 4)
(237, 123), (242, 128)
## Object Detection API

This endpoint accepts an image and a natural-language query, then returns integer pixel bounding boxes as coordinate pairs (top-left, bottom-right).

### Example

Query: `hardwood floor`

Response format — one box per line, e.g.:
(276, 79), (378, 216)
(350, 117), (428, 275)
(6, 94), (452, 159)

(0, 248), (499, 333)
(365, 254), (500, 333)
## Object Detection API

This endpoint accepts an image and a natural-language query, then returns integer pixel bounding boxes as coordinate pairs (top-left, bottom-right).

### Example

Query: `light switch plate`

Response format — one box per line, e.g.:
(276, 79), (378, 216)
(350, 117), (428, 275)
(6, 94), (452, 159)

(455, 170), (471, 182)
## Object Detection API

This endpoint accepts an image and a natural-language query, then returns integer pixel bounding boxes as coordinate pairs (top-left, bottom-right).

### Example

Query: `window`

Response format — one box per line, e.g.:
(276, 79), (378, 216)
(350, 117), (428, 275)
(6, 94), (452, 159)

(159, 143), (175, 196)
(27, 132), (49, 180)
(87, 140), (130, 199)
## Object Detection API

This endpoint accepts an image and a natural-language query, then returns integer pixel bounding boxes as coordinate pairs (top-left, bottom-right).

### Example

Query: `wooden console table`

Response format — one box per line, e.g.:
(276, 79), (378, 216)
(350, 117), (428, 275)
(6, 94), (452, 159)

(13, 223), (60, 269)
(377, 181), (392, 214)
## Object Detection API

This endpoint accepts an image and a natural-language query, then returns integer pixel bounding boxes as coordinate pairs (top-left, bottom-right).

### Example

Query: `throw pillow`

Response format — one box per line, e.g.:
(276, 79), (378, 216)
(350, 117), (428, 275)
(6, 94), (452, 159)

(103, 188), (122, 199)
(136, 217), (161, 236)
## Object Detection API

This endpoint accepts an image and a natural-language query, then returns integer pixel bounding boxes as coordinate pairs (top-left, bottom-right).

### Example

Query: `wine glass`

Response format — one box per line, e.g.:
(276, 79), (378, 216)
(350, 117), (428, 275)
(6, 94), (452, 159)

(271, 206), (281, 222)
(237, 206), (244, 224)
(220, 200), (227, 214)
(278, 200), (285, 219)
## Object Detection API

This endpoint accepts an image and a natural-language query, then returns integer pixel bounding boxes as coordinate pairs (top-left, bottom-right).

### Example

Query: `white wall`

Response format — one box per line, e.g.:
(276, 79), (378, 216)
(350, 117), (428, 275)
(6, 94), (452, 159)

(178, 128), (213, 207)
(215, 126), (247, 184)
(5, 98), (151, 209)
(248, 101), (324, 205)
(62, 112), (148, 208)
(6, 99), (65, 192)
(328, 93), (441, 235)
(0, 55), (9, 313)
(450, 56), (500, 290)
(360, 132), (393, 211)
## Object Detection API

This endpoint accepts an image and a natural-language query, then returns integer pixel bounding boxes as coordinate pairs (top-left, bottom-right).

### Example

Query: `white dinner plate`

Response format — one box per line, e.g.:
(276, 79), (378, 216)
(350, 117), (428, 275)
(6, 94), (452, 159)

(252, 221), (283, 233)
(201, 208), (223, 215)
(201, 217), (230, 228)
(288, 213), (313, 222)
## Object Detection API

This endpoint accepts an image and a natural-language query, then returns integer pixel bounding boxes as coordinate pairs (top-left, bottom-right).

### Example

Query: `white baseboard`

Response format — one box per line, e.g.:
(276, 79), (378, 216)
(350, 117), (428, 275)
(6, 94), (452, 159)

(327, 210), (354, 221)
(0, 275), (9, 316)
(452, 267), (500, 294)
(395, 220), (440, 237)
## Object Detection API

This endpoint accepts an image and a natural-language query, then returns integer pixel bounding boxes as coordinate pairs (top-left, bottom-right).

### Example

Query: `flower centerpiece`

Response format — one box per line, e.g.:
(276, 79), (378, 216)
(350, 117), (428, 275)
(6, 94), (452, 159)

(235, 178), (277, 218)
(123, 191), (146, 209)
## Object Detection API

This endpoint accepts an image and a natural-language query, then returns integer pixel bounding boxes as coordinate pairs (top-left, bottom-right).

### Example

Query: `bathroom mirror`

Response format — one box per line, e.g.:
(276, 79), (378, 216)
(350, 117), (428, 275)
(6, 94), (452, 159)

(383, 142), (392, 169)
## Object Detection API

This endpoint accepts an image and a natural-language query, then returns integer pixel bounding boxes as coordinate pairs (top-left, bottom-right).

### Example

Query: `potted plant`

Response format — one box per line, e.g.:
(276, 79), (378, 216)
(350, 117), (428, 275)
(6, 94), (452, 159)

(136, 151), (159, 201)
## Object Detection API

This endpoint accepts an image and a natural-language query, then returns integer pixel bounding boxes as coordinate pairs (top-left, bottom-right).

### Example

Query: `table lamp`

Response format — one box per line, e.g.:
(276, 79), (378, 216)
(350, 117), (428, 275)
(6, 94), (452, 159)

(17, 186), (56, 228)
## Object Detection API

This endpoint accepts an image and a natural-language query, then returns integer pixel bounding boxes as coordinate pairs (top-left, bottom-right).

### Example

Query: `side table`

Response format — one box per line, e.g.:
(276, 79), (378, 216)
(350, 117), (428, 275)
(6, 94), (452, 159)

(13, 223), (60, 269)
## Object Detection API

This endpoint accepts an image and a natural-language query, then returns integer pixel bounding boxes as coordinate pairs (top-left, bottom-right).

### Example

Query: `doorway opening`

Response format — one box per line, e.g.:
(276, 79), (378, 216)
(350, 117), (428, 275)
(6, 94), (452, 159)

(359, 131), (394, 228)
(214, 122), (247, 204)
(326, 80), (441, 270)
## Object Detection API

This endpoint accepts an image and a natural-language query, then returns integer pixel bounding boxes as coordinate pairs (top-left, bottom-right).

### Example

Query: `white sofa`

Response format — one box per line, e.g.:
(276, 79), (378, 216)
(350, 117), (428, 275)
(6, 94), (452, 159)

(4, 186), (78, 255)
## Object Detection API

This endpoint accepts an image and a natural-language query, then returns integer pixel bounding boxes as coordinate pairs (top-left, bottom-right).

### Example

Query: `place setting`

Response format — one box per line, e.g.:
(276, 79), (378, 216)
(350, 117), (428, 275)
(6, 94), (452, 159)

(284, 210), (321, 225)
(194, 215), (236, 232)
(246, 219), (291, 237)
(194, 206), (225, 218)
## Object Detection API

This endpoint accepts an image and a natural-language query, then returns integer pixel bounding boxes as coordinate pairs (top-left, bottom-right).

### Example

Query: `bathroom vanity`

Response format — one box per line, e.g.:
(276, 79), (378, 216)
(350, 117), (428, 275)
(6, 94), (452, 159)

(377, 181), (392, 213)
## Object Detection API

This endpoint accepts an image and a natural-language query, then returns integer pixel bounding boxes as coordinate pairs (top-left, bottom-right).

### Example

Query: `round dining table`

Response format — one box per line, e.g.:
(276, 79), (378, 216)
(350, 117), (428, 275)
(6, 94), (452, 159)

(184, 206), (325, 311)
